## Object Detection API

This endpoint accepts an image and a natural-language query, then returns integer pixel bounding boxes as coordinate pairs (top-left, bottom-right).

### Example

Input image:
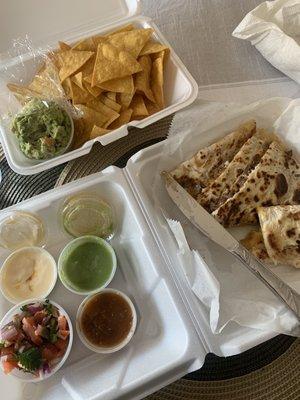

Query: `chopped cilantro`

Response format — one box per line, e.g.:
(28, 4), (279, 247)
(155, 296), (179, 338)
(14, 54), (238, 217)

(17, 347), (42, 372)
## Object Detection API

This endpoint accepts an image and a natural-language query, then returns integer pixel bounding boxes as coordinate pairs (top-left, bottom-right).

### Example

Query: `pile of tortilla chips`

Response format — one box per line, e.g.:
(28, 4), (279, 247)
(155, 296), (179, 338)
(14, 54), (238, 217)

(7, 24), (169, 150)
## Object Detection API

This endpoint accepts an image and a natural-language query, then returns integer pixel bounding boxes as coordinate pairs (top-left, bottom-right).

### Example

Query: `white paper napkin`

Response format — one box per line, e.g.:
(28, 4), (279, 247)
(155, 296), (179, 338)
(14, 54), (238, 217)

(233, 0), (300, 84)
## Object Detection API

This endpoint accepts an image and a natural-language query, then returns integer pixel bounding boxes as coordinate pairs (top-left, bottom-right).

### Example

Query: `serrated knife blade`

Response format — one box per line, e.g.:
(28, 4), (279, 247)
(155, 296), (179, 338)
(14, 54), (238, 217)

(162, 171), (300, 323)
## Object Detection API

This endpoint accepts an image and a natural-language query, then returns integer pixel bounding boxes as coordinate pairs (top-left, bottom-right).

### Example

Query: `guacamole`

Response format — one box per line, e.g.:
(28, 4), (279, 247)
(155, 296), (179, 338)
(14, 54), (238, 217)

(11, 98), (72, 160)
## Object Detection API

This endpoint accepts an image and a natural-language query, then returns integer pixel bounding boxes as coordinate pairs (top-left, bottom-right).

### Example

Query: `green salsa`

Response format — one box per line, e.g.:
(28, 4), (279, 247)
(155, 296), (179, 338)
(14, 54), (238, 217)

(60, 239), (114, 292)
(11, 97), (72, 160)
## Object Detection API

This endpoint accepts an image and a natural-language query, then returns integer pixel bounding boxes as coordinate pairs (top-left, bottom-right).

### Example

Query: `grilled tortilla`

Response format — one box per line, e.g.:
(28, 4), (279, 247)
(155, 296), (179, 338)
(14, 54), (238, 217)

(258, 205), (300, 268)
(198, 129), (273, 212)
(241, 230), (271, 262)
(171, 120), (256, 198)
(212, 141), (300, 226)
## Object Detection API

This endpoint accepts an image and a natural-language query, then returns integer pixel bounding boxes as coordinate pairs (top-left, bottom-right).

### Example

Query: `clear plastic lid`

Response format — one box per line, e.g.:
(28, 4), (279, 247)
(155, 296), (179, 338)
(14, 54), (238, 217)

(61, 192), (116, 240)
(0, 210), (46, 250)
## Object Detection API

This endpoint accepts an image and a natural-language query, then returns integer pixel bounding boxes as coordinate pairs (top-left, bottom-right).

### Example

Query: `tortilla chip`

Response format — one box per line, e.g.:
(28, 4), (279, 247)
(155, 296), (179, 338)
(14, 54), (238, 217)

(107, 28), (153, 58)
(28, 62), (63, 98)
(108, 109), (133, 129)
(62, 77), (72, 98)
(144, 98), (160, 115)
(71, 72), (84, 90)
(90, 125), (110, 139)
(58, 50), (94, 82)
(130, 94), (149, 119)
(7, 83), (41, 105)
(135, 55), (155, 102)
(105, 24), (135, 36)
(117, 92), (134, 110)
(59, 41), (71, 51)
(80, 56), (96, 79)
(83, 80), (102, 97)
(106, 92), (117, 101)
(151, 54), (164, 109)
(151, 49), (170, 62)
(72, 37), (96, 51)
(97, 75), (134, 94)
(140, 41), (168, 56)
(99, 94), (121, 112)
(76, 104), (110, 132)
(87, 98), (119, 125)
(91, 42), (141, 86)
(72, 117), (88, 149)
(70, 81), (93, 104)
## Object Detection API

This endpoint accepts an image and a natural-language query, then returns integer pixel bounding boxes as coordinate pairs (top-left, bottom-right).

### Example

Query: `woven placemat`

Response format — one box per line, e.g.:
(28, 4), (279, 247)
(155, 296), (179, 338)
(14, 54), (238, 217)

(0, 115), (299, 399)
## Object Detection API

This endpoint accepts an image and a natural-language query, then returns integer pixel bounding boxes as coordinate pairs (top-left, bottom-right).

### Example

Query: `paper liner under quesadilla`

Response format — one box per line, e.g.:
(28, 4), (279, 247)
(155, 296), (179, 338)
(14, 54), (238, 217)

(240, 230), (271, 262)
(198, 129), (274, 213)
(212, 141), (300, 226)
(171, 120), (256, 198)
(257, 205), (300, 268)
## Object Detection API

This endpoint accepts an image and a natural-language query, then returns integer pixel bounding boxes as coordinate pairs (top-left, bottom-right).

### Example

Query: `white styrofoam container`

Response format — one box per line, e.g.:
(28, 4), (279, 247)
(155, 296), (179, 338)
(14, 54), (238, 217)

(0, 123), (287, 400)
(0, 0), (198, 175)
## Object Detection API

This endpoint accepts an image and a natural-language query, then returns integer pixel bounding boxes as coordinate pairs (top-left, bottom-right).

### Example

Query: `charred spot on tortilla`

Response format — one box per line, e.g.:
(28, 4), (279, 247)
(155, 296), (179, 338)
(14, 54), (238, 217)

(274, 174), (288, 197)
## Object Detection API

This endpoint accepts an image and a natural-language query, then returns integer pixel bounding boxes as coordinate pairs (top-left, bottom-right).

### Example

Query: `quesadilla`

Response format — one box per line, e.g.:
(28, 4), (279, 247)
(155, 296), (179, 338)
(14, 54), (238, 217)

(240, 230), (271, 262)
(212, 141), (300, 226)
(171, 120), (256, 198)
(258, 205), (300, 268)
(198, 129), (273, 212)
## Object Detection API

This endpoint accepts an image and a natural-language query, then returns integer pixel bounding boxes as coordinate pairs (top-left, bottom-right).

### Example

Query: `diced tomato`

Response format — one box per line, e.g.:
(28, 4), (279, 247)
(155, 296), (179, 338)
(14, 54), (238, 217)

(34, 310), (47, 324)
(42, 344), (59, 362)
(2, 359), (18, 374)
(54, 338), (67, 352)
(58, 330), (69, 340)
(34, 324), (44, 337)
(57, 316), (67, 331)
(0, 346), (14, 357)
(22, 317), (42, 346)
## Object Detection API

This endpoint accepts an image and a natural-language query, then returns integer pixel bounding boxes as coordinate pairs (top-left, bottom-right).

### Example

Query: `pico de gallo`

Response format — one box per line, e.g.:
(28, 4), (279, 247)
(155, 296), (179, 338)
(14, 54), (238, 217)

(0, 300), (70, 377)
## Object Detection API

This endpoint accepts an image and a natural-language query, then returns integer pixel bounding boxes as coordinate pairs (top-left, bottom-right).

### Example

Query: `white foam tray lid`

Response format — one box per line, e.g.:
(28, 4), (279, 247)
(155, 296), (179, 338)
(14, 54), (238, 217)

(0, 0), (198, 175)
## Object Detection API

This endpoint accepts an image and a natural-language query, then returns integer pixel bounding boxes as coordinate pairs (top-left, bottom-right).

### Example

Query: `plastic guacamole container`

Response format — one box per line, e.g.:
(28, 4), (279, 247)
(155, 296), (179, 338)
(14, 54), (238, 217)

(58, 235), (117, 295)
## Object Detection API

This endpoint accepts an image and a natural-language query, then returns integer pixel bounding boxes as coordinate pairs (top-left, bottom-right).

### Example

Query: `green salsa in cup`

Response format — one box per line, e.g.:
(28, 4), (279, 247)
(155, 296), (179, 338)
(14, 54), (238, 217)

(58, 236), (117, 295)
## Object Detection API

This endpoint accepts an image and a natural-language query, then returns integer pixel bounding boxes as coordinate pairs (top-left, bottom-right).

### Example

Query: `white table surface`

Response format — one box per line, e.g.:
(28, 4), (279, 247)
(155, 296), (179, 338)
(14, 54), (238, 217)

(142, 0), (283, 86)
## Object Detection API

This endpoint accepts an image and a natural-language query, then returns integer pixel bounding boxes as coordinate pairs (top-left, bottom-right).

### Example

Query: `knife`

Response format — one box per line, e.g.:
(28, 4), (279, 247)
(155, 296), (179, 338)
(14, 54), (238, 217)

(162, 171), (300, 322)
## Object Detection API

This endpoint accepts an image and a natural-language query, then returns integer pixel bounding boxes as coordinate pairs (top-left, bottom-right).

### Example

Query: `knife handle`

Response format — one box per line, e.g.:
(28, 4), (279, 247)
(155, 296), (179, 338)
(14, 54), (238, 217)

(232, 244), (300, 321)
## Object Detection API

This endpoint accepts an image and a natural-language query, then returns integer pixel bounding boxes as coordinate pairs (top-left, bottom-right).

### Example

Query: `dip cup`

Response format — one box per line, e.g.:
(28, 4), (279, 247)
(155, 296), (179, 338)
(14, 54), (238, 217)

(0, 247), (57, 304)
(76, 288), (137, 354)
(0, 298), (73, 382)
(58, 236), (117, 295)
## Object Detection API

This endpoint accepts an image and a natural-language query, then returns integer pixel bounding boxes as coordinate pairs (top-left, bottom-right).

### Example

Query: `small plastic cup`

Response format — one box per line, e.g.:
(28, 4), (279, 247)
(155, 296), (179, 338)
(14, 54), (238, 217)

(58, 236), (117, 295)
(0, 247), (57, 304)
(0, 299), (73, 382)
(76, 288), (137, 354)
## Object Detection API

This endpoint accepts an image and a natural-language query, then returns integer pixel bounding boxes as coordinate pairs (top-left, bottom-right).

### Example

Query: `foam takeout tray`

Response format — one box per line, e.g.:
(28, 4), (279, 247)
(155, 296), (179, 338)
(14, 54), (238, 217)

(0, 122), (288, 399)
(0, 0), (198, 175)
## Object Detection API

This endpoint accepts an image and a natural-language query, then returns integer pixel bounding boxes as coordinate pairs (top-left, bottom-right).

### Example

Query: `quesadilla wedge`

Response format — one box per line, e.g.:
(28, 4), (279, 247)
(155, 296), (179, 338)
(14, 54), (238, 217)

(240, 230), (271, 262)
(258, 205), (300, 268)
(171, 120), (256, 198)
(212, 141), (300, 226)
(198, 129), (274, 212)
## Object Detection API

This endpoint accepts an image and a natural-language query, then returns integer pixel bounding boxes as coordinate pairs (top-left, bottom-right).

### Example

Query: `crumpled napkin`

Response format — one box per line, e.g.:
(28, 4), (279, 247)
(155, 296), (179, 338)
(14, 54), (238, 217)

(233, 0), (300, 84)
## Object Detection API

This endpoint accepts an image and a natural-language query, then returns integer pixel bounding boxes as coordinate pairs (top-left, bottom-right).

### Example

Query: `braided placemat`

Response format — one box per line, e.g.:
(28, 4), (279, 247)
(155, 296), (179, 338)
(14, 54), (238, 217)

(0, 115), (299, 399)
